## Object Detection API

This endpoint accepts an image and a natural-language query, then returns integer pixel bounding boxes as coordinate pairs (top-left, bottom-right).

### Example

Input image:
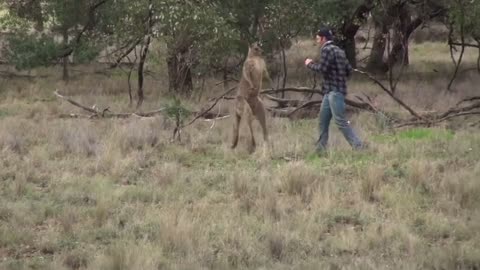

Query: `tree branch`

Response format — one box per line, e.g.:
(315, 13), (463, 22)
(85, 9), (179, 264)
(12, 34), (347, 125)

(353, 69), (424, 120)
(261, 87), (323, 95)
(54, 90), (165, 118)
(109, 38), (143, 69)
(57, 0), (110, 59)
(449, 42), (480, 49)
(447, 3), (466, 91)
(180, 86), (238, 128)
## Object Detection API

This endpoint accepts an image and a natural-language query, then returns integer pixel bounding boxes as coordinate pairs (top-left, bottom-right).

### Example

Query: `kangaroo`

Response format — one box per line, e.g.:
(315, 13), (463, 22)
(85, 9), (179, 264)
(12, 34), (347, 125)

(231, 42), (273, 152)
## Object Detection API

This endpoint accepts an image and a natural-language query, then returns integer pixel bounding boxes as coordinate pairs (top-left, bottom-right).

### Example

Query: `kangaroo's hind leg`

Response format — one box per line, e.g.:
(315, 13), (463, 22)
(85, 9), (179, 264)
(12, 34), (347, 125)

(231, 97), (245, 149)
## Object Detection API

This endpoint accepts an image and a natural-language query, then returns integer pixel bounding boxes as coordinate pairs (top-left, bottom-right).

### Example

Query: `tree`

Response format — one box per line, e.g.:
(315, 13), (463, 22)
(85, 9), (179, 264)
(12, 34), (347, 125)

(447, 0), (480, 89)
(151, 0), (242, 95)
(366, 0), (448, 73)
(301, 0), (371, 68)
(1, 0), (109, 78)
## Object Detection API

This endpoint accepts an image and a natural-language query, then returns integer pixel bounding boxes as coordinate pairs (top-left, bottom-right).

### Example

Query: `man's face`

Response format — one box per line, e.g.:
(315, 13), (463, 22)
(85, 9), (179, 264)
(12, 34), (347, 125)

(316, 35), (326, 46)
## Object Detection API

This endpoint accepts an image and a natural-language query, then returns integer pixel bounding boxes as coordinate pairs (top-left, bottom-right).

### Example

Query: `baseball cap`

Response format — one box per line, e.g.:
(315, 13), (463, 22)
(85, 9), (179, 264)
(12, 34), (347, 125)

(317, 27), (334, 40)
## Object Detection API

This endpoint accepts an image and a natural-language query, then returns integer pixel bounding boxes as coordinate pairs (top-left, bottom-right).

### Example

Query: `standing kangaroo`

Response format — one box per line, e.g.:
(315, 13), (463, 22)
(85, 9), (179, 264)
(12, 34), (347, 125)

(231, 42), (273, 152)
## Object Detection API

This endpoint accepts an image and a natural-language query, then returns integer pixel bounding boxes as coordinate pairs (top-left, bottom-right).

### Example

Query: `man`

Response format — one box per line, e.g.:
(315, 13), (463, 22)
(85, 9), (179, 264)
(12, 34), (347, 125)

(305, 27), (364, 153)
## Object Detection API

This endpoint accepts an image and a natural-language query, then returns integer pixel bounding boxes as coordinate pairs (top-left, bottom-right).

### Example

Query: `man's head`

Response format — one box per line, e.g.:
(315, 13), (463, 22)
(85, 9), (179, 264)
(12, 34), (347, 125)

(316, 27), (334, 46)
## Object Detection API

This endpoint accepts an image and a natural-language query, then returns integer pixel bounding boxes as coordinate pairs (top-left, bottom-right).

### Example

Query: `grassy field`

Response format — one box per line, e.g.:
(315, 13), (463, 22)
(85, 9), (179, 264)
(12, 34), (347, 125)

(0, 41), (479, 270)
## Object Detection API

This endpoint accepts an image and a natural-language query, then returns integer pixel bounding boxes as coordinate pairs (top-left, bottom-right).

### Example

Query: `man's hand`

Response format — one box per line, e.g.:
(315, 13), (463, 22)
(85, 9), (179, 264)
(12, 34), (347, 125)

(305, 58), (313, 66)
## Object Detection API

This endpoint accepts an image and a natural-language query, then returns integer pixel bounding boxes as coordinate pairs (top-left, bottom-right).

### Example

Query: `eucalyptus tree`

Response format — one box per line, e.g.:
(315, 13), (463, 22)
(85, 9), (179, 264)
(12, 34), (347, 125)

(1, 0), (110, 79)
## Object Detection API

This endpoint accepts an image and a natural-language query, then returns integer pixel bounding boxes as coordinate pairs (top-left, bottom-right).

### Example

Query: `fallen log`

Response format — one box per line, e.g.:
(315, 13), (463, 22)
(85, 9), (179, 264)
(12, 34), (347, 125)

(354, 69), (424, 120)
(54, 90), (166, 118)
(54, 83), (480, 131)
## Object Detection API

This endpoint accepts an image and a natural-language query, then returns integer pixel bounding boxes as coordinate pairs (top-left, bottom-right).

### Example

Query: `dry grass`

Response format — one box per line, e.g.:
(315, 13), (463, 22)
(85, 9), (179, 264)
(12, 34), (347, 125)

(0, 41), (479, 270)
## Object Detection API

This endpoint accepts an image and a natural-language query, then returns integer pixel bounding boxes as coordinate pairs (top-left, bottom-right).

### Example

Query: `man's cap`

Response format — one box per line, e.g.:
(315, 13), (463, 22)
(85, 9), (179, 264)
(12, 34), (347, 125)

(317, 27), (334, 40)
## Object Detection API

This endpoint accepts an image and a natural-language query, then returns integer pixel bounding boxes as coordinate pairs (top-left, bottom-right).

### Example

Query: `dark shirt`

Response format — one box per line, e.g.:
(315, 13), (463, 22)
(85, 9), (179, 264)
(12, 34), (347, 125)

(307, 41), (353, 95)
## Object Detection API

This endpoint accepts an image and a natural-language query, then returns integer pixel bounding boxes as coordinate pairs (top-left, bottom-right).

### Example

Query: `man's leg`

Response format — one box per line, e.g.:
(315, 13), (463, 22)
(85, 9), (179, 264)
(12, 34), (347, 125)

(316, 93), (332, 153)
(329, 91), (363, 149)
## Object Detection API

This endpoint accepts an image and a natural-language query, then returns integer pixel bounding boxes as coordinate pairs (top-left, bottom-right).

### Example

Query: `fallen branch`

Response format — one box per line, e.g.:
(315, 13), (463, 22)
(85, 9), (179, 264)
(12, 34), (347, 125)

(456, 96), (480, 106)
(180, 85), (237, 128)
(354, 69), (424, 120)
(287, 100), (322, 116)
(261, 87), (323, 96)
(54, 90), (165, 118)
(395, 111), (480, 128)
(54, 90), (97, 114)
(265, 95), (302, 107)
(395, 98), (480, 128)
(437, 100), (480, 120)
(203, 115), (231, 121)
(262, 87), (378, 112)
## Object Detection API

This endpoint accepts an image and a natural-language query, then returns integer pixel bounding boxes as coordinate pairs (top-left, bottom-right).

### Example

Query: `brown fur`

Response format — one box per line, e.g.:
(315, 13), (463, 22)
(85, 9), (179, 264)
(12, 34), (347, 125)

(231, 42), (273, 152)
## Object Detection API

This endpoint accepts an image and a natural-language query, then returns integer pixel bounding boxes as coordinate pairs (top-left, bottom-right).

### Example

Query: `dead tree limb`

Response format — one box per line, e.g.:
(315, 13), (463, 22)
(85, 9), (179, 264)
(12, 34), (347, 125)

(395, 110), (480, 128)
(54, 91), (98, 114)
(261, 87), (378, 112)
(180, 86), (238, 128)
(437, 100), (480, 119)
(354, 69), (424, 120)
(261, 87), (323, 96)
(54, 90), (165, 118)
(396, 97), (480, 128)
(287, 100), (322, 116)
(456, 96), (480, 106)
(265, 95), (302, 107)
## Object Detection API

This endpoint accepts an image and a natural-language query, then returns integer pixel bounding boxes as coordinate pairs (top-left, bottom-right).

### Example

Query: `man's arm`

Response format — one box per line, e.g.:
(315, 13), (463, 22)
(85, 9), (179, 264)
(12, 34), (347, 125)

(305, 47), (332, 74)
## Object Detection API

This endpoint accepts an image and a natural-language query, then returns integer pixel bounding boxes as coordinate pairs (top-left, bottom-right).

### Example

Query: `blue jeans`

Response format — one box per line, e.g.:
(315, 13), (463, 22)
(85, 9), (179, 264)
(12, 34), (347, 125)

(316, 91), (363, 152)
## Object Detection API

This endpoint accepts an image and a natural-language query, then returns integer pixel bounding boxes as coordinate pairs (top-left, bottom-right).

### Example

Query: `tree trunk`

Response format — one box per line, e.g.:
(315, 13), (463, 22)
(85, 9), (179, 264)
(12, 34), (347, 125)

(388, 33), (409, 67)
(136, 37), (151, 109)
(135, 0), (154, 109)
(62, 57), (69, 82)
(366, 21), (388, 73)
(343, 38), (357, 68)
(340, 0), (375, 68)
(127, 64), (134, 107)
(387, 5), (413, 67)
(62, 27), (69, 82)
(279, 39), (287, 95)
(167, 49), (193, 95)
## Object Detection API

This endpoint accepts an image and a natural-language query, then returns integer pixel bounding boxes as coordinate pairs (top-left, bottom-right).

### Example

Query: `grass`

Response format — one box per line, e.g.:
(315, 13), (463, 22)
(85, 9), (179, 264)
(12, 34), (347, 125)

(0, 41), (479, 269)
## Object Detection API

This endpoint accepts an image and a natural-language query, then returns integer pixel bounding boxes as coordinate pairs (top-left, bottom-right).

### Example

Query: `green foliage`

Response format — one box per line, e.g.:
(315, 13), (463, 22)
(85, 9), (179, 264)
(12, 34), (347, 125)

(0, 109), (11, 119)
(449, 0), (480, 38)
(1, 0), (372, 76)
(397, 128), (454, 141)
(5, 34), (61, 70)
(165, 98), (192, 125)
(3, 0), (104, 69)
(73, 40), (102, 64)
(0, 10), (31, 33)
(304, 0), (364, 36)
